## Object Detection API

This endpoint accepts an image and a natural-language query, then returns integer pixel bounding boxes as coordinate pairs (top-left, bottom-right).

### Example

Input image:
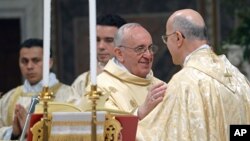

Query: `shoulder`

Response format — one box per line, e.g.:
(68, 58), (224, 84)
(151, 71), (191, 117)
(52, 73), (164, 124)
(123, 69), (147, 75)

(1, 86), (22, 98)
(167, 68), (200, 90)
(0, 85), (23, 104)
(98, 71), (110, 79)
(76, 71), (90, 79)
(57, 83), (73, 90)
(54, 82), (78, 98)
(72, 71), (90, 85)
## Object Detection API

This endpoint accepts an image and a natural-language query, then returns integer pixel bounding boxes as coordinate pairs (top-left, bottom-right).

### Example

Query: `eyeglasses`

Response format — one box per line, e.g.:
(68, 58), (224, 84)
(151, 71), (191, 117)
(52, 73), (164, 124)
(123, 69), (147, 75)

(162, 31), (186, 44)
(119, 44), (158, 55)
(161, 32), (176, 44)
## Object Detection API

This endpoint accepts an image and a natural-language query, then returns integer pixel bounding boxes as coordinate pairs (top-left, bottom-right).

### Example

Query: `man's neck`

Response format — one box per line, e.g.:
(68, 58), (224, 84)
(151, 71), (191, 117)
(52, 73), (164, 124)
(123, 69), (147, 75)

(23, 72), (59, 93)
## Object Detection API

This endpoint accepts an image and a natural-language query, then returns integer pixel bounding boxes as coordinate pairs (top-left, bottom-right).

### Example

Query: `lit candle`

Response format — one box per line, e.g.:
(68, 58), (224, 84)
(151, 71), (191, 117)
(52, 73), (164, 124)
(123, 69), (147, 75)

(43, 0), (51, 87)
(89, 0), (97, 85)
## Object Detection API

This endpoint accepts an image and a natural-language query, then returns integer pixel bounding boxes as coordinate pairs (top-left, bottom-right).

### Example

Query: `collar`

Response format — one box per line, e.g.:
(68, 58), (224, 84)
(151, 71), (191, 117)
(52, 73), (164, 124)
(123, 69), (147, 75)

(183, 44), (210, 66)
(23, 72), (59, 93)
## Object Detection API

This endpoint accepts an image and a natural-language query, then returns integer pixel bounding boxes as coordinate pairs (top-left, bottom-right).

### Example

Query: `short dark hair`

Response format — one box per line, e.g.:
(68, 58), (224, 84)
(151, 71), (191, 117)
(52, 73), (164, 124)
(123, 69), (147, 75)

(20, 38), (53, 58)
(97, 14), (127, 28)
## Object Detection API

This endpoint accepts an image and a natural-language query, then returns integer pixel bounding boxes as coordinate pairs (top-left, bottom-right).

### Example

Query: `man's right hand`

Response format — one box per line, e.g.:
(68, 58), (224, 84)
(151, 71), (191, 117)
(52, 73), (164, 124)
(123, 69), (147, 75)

(138, 82), (167, 120)
(12, 105), (22, 138)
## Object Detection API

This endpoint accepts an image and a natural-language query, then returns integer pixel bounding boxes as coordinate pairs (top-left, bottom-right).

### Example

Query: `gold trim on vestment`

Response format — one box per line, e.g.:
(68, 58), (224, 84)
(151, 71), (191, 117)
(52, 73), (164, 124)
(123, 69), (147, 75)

(85, 71), (91, 87)
(51, 121), (105, 126)
(104, 70), (151, 86)
(49, 134), (104, 141)
(7, 86), (22, 125)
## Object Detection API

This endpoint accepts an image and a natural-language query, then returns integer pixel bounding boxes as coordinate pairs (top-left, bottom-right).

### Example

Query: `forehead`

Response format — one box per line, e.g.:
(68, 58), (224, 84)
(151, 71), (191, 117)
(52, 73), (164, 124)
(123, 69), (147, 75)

(124, 26), (152, 44)
(166, 20), (173, 33)
(19, 47), (43, 58)
(97, 25), (118, 37)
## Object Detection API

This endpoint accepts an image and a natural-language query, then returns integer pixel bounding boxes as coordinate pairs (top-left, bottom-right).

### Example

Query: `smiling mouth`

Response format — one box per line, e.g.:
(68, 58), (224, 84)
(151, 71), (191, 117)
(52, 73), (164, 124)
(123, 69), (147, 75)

(140, 62), (151, 68)
(139, 60), (151, 64)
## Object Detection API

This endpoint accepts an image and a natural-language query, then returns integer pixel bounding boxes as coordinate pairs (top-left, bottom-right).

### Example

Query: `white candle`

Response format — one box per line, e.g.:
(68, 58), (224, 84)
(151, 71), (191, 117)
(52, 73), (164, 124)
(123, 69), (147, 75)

(89, 0), (97, 85)
(43, 0), (51, 87)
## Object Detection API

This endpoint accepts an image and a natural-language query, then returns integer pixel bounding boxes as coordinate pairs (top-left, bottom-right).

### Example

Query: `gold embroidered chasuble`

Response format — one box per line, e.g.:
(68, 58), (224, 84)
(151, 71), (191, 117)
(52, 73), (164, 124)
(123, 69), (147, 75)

(72, 62), (104, 97)
(97, 59), (165, 114)
(137, 48), (250, 141)
(72, 71), (90, 96)
(0, 83), (78, 139)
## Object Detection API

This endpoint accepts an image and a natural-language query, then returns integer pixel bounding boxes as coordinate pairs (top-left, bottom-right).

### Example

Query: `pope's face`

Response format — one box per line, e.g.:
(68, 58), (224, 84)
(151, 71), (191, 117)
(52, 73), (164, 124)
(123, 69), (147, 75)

(119, 26), (154, 78)
(19, 47), (44, 85)
(97, 25), (118, 65)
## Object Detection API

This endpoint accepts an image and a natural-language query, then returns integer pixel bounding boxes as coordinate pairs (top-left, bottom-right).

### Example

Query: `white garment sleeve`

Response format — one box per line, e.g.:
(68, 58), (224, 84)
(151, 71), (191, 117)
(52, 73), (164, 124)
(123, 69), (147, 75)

(0, 126), (12, 140)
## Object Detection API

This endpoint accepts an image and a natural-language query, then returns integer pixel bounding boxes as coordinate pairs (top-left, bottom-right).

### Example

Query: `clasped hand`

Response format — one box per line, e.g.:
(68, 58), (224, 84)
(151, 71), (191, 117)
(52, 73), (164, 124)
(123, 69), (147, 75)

(12, 104), (28, 138)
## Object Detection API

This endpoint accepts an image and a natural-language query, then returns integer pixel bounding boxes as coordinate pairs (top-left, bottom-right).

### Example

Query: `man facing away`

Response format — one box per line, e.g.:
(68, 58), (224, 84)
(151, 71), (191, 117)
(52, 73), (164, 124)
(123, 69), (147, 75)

(72, 14), (127, 96)
(0, 38), (79, 140)
(137, 9), (250, 141)
(81, 23), (167, 120)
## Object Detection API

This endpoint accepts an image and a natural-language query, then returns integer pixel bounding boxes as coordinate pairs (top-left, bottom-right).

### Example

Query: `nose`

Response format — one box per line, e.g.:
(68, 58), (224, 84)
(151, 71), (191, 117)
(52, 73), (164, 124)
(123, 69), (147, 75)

(27, 61), (34, 69)
(142, 49), (153, 58)
(97, 40), (106, 50)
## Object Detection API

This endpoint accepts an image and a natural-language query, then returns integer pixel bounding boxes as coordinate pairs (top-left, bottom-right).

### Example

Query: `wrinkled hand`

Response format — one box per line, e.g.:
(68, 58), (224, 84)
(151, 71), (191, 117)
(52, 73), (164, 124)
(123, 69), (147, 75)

(138, 82), (167, 120)
(12, 104), (27, 136)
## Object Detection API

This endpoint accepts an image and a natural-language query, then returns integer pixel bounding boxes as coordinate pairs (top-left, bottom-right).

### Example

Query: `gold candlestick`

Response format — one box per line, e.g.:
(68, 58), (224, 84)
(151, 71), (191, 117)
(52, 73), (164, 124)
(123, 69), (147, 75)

(88, 85), (102, 141)
(39, 86), (54, 141)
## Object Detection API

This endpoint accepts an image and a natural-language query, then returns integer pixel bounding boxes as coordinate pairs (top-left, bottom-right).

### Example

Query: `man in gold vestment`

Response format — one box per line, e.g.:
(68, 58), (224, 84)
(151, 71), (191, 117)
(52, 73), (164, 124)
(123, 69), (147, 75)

(89, 23), (167, 120)
(0, 39), (79, 140)
(137, 9), (250, 141)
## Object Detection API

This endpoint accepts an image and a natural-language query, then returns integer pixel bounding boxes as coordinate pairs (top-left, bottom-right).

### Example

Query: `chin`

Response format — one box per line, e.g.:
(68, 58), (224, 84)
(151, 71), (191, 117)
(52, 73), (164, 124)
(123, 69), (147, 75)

(99, 58), (109, 63)
(141, 71), (150, 78)
(28, 80), (39, 85)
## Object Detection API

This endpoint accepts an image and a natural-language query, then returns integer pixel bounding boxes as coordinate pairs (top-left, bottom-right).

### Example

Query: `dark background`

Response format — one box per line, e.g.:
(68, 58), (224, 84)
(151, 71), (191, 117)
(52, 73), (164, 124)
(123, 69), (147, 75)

(1, 0), (250, 95)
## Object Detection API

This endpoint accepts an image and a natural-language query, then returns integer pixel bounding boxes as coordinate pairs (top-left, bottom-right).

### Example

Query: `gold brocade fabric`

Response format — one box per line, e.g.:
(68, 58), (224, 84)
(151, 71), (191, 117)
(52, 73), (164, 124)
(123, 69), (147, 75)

(137, 48), (250, 141)
(97, 59), (165, 114)
(72, 71), (90, 97)
(72, 62), (104, 97)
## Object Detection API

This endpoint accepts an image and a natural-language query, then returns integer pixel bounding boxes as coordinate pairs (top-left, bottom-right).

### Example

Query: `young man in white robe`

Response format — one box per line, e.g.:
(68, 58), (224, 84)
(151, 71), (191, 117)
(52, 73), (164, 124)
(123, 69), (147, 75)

(0, 38), (79, 140)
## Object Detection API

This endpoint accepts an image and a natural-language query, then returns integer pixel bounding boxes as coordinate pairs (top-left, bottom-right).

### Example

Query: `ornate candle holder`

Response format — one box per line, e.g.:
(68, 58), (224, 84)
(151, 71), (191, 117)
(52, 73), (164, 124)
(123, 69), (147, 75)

(38, 86), (54, 141)
(87, 85), (102, 141)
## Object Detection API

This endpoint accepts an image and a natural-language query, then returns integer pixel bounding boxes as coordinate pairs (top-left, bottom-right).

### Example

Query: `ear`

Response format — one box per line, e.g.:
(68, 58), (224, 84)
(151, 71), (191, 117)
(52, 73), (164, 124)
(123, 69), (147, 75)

(49, 58), (53, 69)
(114, 47), (124, 62)
(175, 31), (184, 47)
